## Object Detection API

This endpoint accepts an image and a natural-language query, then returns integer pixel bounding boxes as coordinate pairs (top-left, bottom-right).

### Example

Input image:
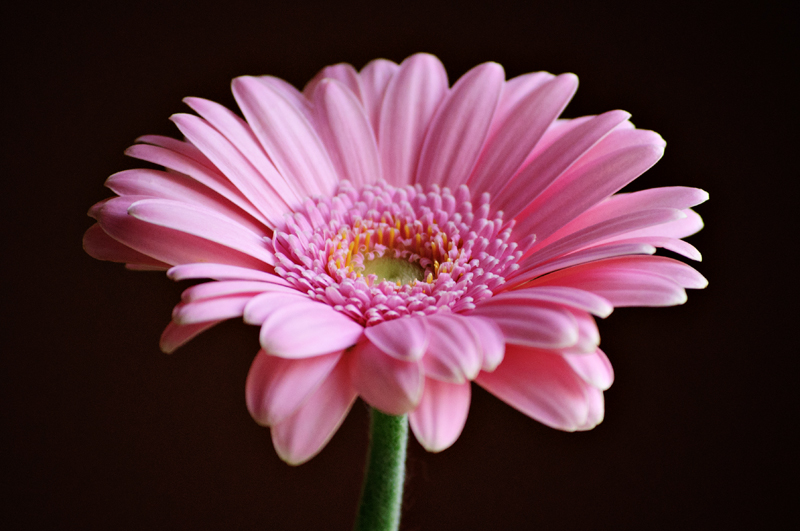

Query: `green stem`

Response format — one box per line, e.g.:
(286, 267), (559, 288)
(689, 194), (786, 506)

(354, 408), (408, 531)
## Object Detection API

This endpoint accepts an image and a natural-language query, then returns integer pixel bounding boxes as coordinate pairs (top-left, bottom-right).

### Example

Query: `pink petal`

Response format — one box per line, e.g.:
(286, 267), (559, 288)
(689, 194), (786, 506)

(183, 96), (304, 207)
(246, 349), (342, 426)
(232, 76), (338, 197)
(421, 314), (484, 383)
(172, 294), (253, 324)
(529, 261), (689, 307)
(476, 345), (591, 431)
(521, 208), (685, 266)
(522, 116), (596, 164)
(167, 263), (285, 283)
(359, 59), (399, 135)
(96, 197), (269, 269)
(580, 186), (708, 227)
(468, 73), (579, 198)
(124, 143), (269, 226)
(493, 110), (631, 219)
(409, 379), (471, 452)
(577, 385), (605, 430)
(87, 198), (111, 220)
(472, 301), (579, 349)
(364, 316), (430, 361)
(243, 291), (311, 324)
(487, 286), (614, 318)
(379, 53), (448, 186)
(256, 76), (316, 124)
(180, 280), (295, 302)
(593, 255), (708, 288)
(351, 339), (424, 415)
(563, 349), (614, 390)
(312, 79), (381, 187)
(171, 113), (294, 226)
(534, 186), (708, 250)
(462, 316), (505, 371)
(106, 168), (266, 235)
(245, 293), (364, 357)
(611, 236), (702, 261)
(135, 134), (215, 167)
(83, 223), (169, 268)
(270, 358), (356, 465)
(159, 320), (223, 354)
(415, 62), (504, 189)
(514, 142), (665, 243)
(610, 208), (704, 240)
(304, 63), (363, 102)
(562, 309), (600, 354)
(492, 72), (555, 125)
(509, 242), (656, 287)
(127, 198), (277, 266)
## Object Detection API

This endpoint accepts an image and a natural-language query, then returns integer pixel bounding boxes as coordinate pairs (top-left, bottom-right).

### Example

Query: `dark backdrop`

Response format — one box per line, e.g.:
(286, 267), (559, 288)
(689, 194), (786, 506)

(3, 1), (792, 529)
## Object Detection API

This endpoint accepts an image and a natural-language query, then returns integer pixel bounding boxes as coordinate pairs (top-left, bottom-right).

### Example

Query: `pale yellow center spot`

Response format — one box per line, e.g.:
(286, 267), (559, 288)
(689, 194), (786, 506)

(362, 256), (424, 285)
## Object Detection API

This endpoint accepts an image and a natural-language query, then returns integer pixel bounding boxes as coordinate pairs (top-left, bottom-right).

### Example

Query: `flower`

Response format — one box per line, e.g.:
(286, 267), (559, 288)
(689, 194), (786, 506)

(84, 53), (707, 465)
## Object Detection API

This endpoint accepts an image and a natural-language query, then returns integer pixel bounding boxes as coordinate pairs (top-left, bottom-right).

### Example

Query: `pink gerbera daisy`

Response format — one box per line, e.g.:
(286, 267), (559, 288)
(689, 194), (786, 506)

(84, 53), (707, 465)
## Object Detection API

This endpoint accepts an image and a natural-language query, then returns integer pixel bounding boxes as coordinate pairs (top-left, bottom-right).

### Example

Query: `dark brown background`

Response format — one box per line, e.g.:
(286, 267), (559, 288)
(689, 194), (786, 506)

(3, 1), (792, 529)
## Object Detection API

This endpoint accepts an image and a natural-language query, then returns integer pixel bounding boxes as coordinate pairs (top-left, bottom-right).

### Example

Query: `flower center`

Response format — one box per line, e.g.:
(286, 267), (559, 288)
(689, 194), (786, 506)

(269, 181), (528, 326)
(362, 256), (424, 285)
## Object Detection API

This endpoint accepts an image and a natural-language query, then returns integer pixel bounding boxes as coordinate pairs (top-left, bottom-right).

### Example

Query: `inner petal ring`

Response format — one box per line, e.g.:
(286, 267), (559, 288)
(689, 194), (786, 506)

(269, 181), (529, 326)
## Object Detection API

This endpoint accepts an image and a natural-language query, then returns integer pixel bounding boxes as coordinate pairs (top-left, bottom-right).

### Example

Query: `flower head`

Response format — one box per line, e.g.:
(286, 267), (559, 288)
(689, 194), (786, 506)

(84, 54), (707, 465)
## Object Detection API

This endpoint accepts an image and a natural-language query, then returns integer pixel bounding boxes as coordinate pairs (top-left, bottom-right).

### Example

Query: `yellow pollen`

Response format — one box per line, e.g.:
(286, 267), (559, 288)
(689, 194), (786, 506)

(354, 233), (361, 251)
(434, 260), (440, 274)
(336, 258), (341, 269)
(364, 231), (371, 251)
(426, 272), (433, 284)
(427, 225), (433, 236)
(377, 228), (384, 246)
(415, 233), (422, 253)
(431, 241), (437, 257)
(395, 220), (401, 230)
(404, 224), (410, 239)
(345, 242), (354, 267)
(389, 228), (396, 248)
(442, 233), (448, 249)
